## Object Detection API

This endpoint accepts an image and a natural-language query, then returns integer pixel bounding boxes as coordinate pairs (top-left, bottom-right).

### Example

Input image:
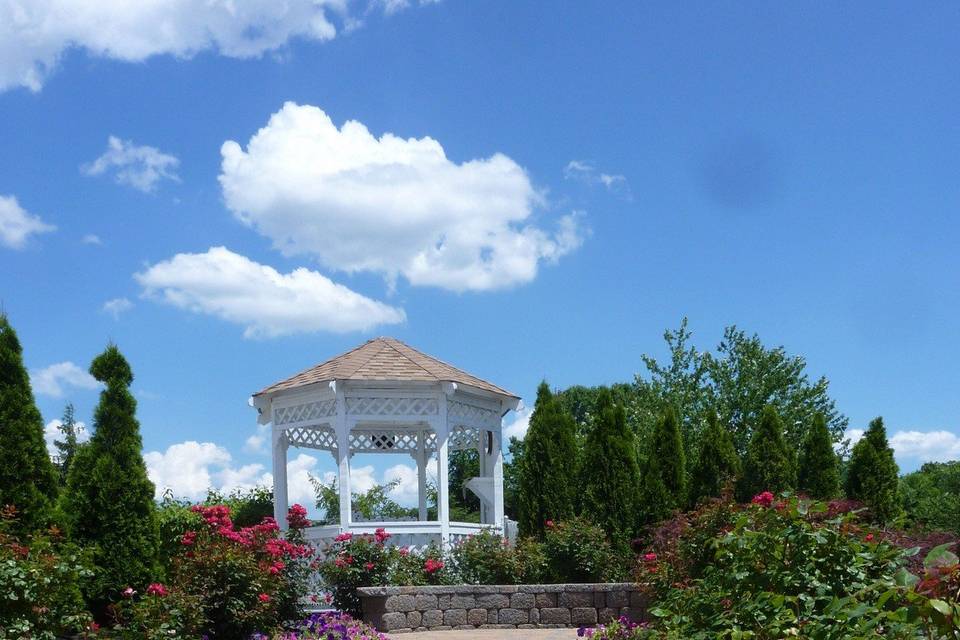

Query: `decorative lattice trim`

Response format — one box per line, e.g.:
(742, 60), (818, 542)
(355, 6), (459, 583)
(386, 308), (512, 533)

(287, 425), (338, 451)
(448, 400), (498, 427)
(449, 425), (481, 451)
(346, 396), (438, 416)
(274, 399), (337, 426)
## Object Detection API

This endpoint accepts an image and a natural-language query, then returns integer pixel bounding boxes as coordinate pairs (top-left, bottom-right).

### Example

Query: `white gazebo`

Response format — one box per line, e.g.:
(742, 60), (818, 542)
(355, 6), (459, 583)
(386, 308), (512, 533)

(250, 337), (520, 550)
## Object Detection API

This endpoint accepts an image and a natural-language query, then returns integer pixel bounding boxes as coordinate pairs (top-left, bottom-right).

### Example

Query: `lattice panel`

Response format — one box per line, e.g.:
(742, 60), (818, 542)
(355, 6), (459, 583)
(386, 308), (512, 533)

(287, 425), (338, 451)
(274, 399), (337, 426)
(449, 425), (480, 451)
(350, 430), (422, 453)
(345, 396), (438, 416)
(448, 400), (498, 427)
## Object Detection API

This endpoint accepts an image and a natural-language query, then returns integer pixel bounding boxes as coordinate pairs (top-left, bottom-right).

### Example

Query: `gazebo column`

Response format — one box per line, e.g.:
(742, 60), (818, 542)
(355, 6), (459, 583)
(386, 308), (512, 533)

(272, 427), (289, 529)
(478, 432), (489, 524)
(435, 406), (450, 545)
(492, 430), (505, 530)
(417, 431), (428, 521)
(335, 391), (351, 530)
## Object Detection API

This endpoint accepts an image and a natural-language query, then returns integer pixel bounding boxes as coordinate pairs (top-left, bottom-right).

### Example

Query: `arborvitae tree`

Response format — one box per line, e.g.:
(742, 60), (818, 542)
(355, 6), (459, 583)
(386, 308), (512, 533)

(798, 413), (840, 499)
(688, 411), (740, 506)
(845, 417), (901, 523)
(0, 314), (59, 532)
(517, 381), (578, 538)
(54, 402), (83, 486)
(579, 389), (640, 544)
(652, 406), (687, 507)
(62, 345), (159, 612)
(739, 405), (796, 500)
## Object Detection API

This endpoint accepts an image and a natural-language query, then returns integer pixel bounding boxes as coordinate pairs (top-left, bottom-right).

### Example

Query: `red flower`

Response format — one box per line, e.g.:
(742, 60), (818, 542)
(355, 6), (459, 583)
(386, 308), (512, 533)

(865, 533), (874, 542)
(545, 520), (555, 528)
(643, 552), (657, 562)
(751, 491), (775, 508)
(334, 532), (353, 543)
(258, 593), (271, 603)
(89, 622), (100, 632)
(374, 527), (391, 543)
(424, 558), (444, 574)
(146, 583), (169, 597)
(365, 561), (376, 570)
(181, 530), (196, 546)
(399, 547), (410, 557)
(287, 504), (310, 529)
(121, 587), (136, 598)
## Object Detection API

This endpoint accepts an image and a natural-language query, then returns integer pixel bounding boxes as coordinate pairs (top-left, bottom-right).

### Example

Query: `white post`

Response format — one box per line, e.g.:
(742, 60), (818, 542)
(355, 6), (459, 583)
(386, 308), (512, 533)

(417, 430), (428, 521)
(492, 428), (505, 531)
(272, 426), (289, 529)
(436, 396), (450, 545)
(478, 431), (488, 524)
(335, 390), (351, 530)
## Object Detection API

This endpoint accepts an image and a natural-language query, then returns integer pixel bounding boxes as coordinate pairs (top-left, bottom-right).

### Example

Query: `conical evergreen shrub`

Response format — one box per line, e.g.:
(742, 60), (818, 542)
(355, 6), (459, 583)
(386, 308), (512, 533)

(688, 411), (740, 506)
(653, 406), (687, 507)
(739, 405), (796, 500)
(579, 389), (640, 544)
(845, 416), (900, 523)
(798, 413), (840, 499)
(62, 345), (159, 611)
(0, 314), (59, 533)
(517, 381), (578, 538)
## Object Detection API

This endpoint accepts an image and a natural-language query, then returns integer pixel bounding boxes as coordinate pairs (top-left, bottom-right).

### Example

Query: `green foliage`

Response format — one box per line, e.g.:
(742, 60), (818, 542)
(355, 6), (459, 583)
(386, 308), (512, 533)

(0, 506), (94, 640)
(60, 345), (160, 611)
(688, 412), (740, 507)
(798, 412), (840, 499)
(516, 382), (578, 538)
(556, 382), (642, 440)
(541, 517), (626, 583)
(448, 529), (547, 585)
(846, 417), (901, 523)
(641, 406), (686, 521)
(0, 315), (59, 534)
(579, 389), (640, 544)
(739, 405), (796, 500)
(108, 587), (204, 640)
(900, 461), (960, 534)
(53, 403), (84, 487)
(310, 477), (416, 525)
(448, 449), (481, 516)
(502, 436), (524, 520)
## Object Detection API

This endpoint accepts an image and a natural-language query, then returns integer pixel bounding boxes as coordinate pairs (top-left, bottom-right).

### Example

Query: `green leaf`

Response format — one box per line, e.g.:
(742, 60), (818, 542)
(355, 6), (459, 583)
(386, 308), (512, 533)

(924, 543), (958, 569)
(928, 599), (951, 616)
(894, 568), (919, 587)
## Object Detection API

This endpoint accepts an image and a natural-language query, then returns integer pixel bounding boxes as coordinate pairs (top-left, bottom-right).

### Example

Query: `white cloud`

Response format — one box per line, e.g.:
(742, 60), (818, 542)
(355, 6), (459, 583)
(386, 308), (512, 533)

(81, 233), (102, 245)
(503, 406), (531, 442)
(0, 1), (442, 93)
(134, 246), (406, 338)
(0, 195), (55, 249)
(844, 427), (960, 465)
(43, 418), (89, 459)
(102, 297), (134, 319)
(564, 160), (631, 198)
(30, 361), (100, 398)
(244, 423), (270, 454)
(220, 103), (583, 292)
(82, 136), (180, 193)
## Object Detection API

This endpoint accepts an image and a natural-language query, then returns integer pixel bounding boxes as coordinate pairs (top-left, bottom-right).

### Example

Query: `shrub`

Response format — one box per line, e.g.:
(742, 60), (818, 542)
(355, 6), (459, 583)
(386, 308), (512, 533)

(107, 583), (204, 640)
(449, 529), (519, 584)
(687, 412), (739, 507)
(0, 506), (95, 640)
(797, 412), (841, 499)
(738, 405), (796, 500)
(543, 517), (625, 583)
(847, 416), (901, 523)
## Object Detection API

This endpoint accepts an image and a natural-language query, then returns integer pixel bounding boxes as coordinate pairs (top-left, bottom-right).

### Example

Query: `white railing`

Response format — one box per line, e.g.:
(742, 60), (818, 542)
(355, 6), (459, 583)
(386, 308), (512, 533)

(304, 521), (500, 556)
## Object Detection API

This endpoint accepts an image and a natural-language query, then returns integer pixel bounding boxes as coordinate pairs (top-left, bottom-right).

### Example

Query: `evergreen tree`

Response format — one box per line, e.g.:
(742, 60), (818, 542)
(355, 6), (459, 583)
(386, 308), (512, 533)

(798, 413), (840, 499)
(688, 411), (740, 506)
(653, 406), (687, 507)
(517, 381), (577, 538)
(845, 417), (901, 523)
(0, 314), (59, 532)
(54, 402), (83, 486)
(739, 405), (796, 500)
(579, 389), (640, 543)
(62, 345), (159, 611)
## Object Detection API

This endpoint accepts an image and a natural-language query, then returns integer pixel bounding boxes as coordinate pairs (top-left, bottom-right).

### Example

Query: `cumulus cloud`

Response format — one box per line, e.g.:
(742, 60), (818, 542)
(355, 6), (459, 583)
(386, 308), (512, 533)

(43, 418), (89, 459)
(30, 361), (100, 398)
(244, 423), (271, 454)
(564, 160), (631, 199)
(82, 136), (180, 193)
(845, 427), (960, 465)
(134, 246), (406, 338)
(503, 406), (531, 442)
(220, 103), (583, 292)
(81, 233), (102, 245)
(102, 297), (134, 319)
(0, 195), (55, 249)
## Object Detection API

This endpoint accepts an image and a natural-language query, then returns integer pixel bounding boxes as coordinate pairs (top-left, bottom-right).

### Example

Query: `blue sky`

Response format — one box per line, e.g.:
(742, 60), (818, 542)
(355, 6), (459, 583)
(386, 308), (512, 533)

(1, 2), (958, 508)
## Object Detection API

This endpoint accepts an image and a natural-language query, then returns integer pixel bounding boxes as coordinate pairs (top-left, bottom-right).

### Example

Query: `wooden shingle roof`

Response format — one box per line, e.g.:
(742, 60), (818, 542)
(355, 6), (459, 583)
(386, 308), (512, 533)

(254, 337), (518, 399)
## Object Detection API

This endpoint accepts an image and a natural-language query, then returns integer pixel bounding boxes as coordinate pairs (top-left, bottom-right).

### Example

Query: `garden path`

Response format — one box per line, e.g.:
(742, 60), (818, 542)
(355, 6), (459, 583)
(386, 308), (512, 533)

(398, 630), (578, 640)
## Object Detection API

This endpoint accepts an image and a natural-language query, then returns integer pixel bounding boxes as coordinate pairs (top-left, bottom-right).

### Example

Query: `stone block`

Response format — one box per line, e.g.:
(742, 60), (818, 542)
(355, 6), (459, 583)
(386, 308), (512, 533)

(499, 585), (519, 593)
(406, 611), (422, 628)
(594, 592), (606, 607)
(535, 592), (556, 608)
(606, 590), (629, 608)
(422, 609), (443, 627)
(476, 593), (510, 608)
(572, 607), (598, 625)
(630, 591), (647, 607)
(540, 608), (572, 625)
(380, 612), (408, 631)
(415, 594), (438, 610)
(437, 595), (451, 609)
(443, 609), (467, 626)
(385, 594), (416, 612)
(487, 609), (498, 624)
(498, 608), (528, 625)
(598, 607), (618, 623)
(468, 608), (487, 626)
(560, 591), (595, 608)
(529, 608), (540, 624)
(510, 592), (536, 609)
(451, 594), (476, 609)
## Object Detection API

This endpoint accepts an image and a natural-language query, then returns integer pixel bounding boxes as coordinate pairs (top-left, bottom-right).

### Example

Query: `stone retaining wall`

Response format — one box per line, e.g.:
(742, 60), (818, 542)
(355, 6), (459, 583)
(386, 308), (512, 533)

(357, 583), (647, 633)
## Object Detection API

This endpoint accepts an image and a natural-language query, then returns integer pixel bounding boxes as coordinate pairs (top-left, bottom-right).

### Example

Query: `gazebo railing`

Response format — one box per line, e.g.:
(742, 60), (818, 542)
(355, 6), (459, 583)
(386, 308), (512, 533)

(304, 520), (514, 557)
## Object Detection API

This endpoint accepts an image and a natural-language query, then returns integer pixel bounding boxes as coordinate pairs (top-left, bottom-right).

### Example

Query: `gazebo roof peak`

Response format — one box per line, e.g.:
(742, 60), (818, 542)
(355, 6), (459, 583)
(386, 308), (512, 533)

(254, 336), (518, 399)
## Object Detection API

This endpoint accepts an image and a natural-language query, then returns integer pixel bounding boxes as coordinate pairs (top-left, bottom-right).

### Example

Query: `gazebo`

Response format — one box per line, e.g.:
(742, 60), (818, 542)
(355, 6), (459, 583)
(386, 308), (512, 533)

(250, 337), (521, 550)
